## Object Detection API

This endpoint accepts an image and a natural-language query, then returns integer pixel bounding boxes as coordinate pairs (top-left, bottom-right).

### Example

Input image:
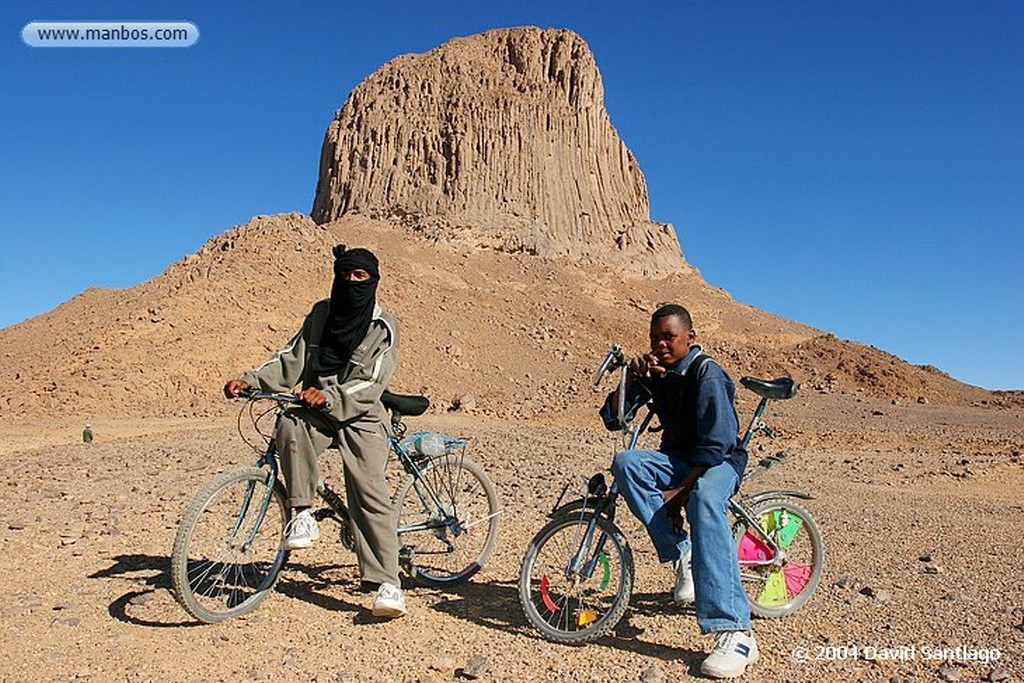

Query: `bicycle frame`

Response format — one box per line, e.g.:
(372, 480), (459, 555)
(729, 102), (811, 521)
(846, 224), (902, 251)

(229, 391), (466, 554)
(735, 392), (814, 500)
(231, 439), (283, 550)
(231, 393), (296, 551)
(299, 404), (477, 542)
(387, 436), (472, 540)
(554, 391), (656, 582)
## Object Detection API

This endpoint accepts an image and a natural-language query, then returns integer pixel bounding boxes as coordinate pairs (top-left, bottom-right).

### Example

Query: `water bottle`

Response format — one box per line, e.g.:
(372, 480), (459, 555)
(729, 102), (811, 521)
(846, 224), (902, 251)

(414, 433), (446, 457)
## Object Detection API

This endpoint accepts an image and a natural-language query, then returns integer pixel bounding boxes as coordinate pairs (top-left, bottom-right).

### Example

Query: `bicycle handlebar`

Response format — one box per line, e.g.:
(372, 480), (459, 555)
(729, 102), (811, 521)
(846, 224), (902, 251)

(236, 387), (301, 404)
(592, 344), (641, 438)
(592, 343), (627, 387)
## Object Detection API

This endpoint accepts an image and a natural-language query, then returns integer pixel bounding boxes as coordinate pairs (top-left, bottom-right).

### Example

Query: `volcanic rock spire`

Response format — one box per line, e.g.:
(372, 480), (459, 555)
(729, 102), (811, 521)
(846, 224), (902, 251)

(312, 26), (684, 272)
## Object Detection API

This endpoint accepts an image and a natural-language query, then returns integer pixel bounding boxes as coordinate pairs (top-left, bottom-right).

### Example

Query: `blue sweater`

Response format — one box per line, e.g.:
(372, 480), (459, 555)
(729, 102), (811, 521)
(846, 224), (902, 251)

(601, 345), (747, 477)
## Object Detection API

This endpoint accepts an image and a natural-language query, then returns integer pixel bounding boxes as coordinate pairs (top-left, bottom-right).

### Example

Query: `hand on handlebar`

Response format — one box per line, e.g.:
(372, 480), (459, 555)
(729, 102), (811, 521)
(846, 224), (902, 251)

(297, 387), (329, 409)
(223, 379), (251, 399)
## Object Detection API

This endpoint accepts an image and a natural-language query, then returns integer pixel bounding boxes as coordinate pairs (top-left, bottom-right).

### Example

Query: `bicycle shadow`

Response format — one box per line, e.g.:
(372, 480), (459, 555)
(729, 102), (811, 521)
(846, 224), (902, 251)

(420, 577), (532, 634)
(90, 552), (172, 589)
(425, 577), (705, 666)
(91, 553), (376, 626)
(629, 589), (697, 618)
(89, 553), (203, 628)
(274, 560), (372, 619)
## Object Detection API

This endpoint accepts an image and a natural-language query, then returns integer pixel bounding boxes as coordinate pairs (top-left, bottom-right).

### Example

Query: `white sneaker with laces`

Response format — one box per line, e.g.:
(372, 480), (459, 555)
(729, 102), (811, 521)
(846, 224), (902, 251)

(283, 509), (320, 550)
(371, 582), (407, 618)
(673, 551), (695, 604)
(701, 631), (759, 679)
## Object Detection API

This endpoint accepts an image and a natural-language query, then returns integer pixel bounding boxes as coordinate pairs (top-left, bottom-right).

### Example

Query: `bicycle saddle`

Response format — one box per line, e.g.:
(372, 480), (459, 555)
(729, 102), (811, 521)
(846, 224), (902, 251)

(381, 390), (429, 416)
(740, 377), (799, 400)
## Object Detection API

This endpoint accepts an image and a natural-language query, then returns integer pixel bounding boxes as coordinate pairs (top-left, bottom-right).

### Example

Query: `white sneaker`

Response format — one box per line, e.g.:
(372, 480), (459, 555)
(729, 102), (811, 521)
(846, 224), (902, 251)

(371, 582), (407, 618)
(283, 509), (320, 550)
(701, 631), (759, 679)
(673, 551), (695, 604)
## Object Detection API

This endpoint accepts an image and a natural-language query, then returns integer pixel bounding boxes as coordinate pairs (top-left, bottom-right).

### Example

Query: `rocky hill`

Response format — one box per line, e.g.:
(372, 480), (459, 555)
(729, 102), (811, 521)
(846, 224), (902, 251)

(0, 212), (995, 420)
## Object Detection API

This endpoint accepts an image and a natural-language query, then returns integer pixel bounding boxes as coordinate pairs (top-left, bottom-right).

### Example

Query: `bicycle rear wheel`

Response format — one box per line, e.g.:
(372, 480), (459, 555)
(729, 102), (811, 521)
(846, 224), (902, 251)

(394, 454), (499, 586)
(171, 466), (290, 623)
(734, 498), (824, 618)
(519, 511), (634, 644)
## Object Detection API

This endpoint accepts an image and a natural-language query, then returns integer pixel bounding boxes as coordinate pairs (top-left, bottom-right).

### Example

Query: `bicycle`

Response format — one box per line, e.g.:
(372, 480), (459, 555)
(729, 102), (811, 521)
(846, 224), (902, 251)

(518, 344), (825, 643)
(171, 389), (500, 623)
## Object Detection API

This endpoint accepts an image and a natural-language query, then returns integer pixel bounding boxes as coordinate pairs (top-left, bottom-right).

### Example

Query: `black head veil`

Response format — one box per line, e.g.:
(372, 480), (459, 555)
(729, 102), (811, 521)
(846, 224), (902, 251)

(309, 245), (379, 376)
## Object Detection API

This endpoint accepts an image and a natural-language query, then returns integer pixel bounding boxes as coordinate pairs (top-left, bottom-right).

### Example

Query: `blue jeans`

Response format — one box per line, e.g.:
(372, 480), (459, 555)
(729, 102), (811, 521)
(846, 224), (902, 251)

(611, 448), (750, 633)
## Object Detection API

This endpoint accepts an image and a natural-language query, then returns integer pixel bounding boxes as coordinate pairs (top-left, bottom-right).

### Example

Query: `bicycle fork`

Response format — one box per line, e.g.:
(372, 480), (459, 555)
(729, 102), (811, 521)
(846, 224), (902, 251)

(228, 442), (283, 553)
(565, 493), (619, 583)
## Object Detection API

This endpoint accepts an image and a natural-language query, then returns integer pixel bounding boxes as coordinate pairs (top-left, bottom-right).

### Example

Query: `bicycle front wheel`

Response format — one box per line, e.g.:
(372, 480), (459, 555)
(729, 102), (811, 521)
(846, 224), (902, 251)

(519, 511), (634, 644)
(735, 498), (825, 618)
(171, 466), (290, 623)
(394, 454), (500, 586)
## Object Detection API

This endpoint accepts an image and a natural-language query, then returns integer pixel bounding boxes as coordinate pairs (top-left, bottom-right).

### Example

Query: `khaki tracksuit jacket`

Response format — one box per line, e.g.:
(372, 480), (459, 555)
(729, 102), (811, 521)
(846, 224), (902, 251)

(241, 300), (401, 585)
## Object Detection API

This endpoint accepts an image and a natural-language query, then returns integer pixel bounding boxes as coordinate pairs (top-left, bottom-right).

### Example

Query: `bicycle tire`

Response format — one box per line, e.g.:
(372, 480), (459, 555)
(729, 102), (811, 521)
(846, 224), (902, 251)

(519, 511), (634, 644)
(734, 498), (824, 618)
(393, 454), (499, 586)
(171, 466), (290, 623)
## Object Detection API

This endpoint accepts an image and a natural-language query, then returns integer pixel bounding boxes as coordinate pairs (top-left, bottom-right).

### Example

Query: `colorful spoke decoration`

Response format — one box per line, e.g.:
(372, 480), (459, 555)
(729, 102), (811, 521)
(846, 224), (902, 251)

(539, 574), (559, 613)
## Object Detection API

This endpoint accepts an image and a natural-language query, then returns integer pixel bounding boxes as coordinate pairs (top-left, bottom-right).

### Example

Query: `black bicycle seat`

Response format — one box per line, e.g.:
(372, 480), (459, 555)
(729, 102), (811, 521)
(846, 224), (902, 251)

(740, 377), (799, 400)
(381, 390), (429, 416)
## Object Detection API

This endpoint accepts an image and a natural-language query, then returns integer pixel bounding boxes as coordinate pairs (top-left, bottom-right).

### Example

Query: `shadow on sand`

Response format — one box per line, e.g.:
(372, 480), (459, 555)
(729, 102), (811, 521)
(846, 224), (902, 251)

(91, 554), (389, 627)
(425, 577), (703, 668)
(90, 554), (706, 672)
(89, 553), (201, 628)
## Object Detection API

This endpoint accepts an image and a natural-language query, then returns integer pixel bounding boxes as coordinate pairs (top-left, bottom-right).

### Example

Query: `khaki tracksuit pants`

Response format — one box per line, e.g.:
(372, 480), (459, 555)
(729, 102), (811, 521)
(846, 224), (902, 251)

(276, 408), (400, 587)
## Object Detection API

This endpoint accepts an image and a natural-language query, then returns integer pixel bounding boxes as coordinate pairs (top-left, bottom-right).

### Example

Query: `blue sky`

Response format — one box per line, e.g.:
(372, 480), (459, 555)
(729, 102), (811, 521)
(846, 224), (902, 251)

(3, 1), (1021, 390)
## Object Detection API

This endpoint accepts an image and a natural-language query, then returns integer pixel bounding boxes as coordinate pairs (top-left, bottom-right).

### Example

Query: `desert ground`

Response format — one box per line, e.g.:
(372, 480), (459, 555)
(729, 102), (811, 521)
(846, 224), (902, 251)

(2, 388), (1021, 683)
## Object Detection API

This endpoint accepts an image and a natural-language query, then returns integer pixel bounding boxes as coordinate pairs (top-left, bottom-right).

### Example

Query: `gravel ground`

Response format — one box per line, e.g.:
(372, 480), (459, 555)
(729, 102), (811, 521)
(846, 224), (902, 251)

(1, 393), (1021, 682)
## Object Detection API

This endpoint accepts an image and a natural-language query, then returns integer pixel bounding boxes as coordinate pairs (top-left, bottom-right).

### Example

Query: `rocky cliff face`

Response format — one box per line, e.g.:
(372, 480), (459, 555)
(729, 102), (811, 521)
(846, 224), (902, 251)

(312, 27), (683, 273)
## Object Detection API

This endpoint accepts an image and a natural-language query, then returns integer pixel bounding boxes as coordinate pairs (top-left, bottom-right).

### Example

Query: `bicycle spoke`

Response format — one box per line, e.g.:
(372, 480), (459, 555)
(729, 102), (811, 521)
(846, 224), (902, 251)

(172, 468), (289, 622)
(520, 512), (633, 643)
(459, 510), (502, 530)
(396, 455), (499, 585)
(736, 499), (824, 617)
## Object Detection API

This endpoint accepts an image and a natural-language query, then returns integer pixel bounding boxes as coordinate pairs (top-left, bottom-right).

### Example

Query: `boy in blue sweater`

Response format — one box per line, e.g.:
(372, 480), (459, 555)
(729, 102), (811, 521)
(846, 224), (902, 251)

(602, 303), (756, 679)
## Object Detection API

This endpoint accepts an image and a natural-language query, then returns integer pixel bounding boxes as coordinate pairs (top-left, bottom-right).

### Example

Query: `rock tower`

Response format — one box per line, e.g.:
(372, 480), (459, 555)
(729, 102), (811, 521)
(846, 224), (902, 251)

(312, 27), (684, 272)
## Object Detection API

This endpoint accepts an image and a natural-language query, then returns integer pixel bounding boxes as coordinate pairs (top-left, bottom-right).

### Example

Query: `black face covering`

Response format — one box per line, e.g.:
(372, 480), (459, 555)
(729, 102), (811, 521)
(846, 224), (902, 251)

(309, 246), (380, 376)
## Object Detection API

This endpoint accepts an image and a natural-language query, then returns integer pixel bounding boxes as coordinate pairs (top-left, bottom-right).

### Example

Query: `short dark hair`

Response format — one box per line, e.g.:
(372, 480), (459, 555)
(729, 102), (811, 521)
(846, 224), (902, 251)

(651, 303), (692, 328)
